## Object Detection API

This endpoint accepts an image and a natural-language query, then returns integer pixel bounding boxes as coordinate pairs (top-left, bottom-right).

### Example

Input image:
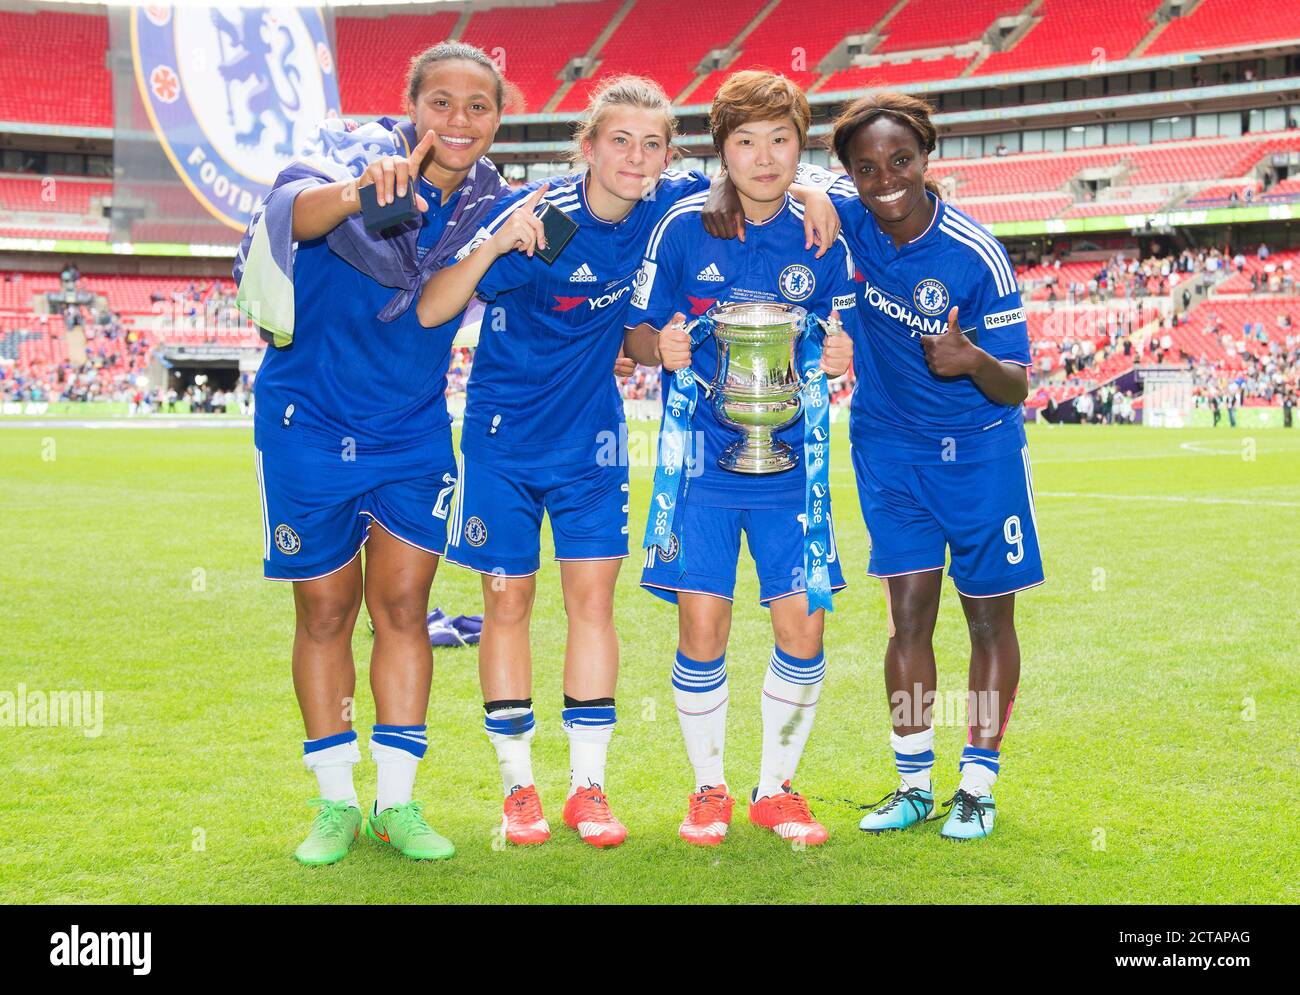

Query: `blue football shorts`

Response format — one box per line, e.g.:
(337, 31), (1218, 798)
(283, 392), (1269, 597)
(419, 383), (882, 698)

(254, 423), (458, 582)
(851, 443), (1044, 598)
(640, 498), (847, 606)
(445, 453), (629, 577)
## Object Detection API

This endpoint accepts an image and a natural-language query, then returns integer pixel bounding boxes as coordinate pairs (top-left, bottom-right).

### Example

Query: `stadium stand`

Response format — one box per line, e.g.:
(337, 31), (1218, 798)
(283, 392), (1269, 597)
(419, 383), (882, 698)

(1146, 0), (1300, 56)
(1183, 181), (1261, 205)
(1262, 177), (1300, 201)
(956, 195), (1074, 224)
(1212, 247), (1300, 293)
(0, 226), (107, 241)
(3, 1), (1299, 423)
(975, 0), (1164, 75)
(0, 10), (110, 127)
(683, 0), (900, 102)
(873, 0), (1024, 54)
(460, 0), (622, 112)
(335, 12), (461, 117)
(1060, 201), (1169, 218)
(0, 177), (110, 215)
(556, 0), (768, 110)
(820, 55), (972, 92)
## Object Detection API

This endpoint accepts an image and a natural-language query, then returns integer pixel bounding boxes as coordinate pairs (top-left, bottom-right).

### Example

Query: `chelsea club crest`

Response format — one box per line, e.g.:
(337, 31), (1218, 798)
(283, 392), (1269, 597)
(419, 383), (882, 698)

(274, 523), (301, 556)
(779, 264), (815, 302)
(913, 278), (950, 316)
(131, 5), (341, 232)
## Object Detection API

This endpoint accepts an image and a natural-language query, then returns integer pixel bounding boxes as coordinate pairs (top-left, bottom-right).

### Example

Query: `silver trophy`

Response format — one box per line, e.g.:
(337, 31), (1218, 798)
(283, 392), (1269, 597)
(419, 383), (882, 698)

(700, 302), (808, 474)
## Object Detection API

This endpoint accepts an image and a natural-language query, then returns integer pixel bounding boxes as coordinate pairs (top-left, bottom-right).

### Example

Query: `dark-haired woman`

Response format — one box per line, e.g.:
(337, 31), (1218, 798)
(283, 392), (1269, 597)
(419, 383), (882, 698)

(238, 43), (510, 865)
(802, 93), (1043, 840)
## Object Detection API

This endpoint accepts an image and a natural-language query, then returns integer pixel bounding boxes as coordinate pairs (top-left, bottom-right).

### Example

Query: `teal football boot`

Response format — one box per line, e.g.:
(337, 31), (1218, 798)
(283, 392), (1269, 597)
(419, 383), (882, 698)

(858, 786), (935, 833)
(940, 789), (996, 840)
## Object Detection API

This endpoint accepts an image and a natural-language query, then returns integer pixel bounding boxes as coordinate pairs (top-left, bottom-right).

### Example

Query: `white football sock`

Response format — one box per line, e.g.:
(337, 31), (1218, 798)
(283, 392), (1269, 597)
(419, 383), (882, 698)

(369, 724), (427, 813)
(757, 646), (825, 799)
(891, 726), (936, 792)
(484, 706), (536, 797)
(958, 745), (1000, 799)
(562, 703), (616, 796)
(303, 732), (360, 808)
(672, 651), (729, 791)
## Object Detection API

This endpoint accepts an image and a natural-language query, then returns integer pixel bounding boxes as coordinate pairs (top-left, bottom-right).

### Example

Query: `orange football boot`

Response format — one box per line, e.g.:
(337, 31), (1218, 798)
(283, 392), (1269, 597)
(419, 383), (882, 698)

(678, 785), (735, 846)
(747, 781), (828, 846)
(501, 784), (550, 845)
(561, 785), (628, 848)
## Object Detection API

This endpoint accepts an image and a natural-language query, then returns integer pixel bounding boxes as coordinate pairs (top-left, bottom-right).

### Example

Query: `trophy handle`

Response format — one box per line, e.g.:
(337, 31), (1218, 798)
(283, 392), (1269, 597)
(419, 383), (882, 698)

(813, 313), (843, 337)
(677, 317), (715, 350)
(672, 318), (714, 396)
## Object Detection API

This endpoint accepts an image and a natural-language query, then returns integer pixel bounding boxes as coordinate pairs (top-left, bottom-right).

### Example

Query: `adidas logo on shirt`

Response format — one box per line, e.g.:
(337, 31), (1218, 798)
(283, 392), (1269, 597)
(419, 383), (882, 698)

(570, 262), (597, 283)
(696, 263), (725, 282)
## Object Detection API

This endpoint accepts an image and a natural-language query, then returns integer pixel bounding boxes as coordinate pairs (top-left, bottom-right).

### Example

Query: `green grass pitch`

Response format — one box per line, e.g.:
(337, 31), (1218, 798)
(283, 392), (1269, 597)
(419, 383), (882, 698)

(1, 420), (1297, 904)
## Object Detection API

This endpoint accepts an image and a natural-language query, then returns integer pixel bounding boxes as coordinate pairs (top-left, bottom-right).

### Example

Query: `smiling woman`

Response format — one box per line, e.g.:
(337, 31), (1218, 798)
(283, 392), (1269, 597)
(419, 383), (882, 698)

(234, 41), (516, 867)
(816, 91), (1041, 841)
(412, 74), (711, 851)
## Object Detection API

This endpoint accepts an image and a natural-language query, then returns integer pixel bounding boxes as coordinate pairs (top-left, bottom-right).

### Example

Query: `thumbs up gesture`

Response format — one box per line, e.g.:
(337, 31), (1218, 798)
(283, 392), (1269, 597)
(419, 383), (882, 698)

(922, 306), (978, 377)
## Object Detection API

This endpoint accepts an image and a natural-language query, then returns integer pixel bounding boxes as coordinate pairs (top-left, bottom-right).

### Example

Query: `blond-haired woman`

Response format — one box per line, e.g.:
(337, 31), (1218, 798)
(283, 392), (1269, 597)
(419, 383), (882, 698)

(418, 75), (840, 848)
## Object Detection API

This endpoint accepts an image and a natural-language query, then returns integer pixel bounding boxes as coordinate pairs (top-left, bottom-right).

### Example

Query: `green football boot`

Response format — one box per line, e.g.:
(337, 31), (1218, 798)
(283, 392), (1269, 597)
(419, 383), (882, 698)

(364, 800), (455, 860)
(294, 798), (363, 866)
(940, 789), (996, 840)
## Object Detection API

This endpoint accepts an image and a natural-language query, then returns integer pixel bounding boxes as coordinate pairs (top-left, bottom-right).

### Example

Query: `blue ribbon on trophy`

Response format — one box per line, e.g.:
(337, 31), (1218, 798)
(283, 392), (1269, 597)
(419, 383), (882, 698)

(644, 304), (841, 613)
(643, 315), (715, 573)
(796, 312), (841, 614)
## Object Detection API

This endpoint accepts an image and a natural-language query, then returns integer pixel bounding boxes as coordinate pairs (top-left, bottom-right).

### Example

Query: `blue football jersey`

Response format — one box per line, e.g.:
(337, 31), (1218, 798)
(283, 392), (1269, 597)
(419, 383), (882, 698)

(459, 169), (710, 467)
(795, 165), (1030, 464)
(628, 191), (858, 508)
(253, 175), (464, 452)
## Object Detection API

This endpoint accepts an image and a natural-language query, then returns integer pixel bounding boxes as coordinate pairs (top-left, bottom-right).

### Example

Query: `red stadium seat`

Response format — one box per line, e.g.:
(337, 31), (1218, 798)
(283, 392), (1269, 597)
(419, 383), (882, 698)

(0, 177), (111, 215)
(0, 10), (111, 128)
(819, 55), (972, 93)
(1146, 0), (1300, 55)
(874, 0), (1023, 54)
(335, 13), (461, 118)
(975, 0), (1163, 75)
(954, 195), (1073, 224)
(557, 0), (767, 111)
(460, 1), (622, 112)
(683, 0), (899, 103)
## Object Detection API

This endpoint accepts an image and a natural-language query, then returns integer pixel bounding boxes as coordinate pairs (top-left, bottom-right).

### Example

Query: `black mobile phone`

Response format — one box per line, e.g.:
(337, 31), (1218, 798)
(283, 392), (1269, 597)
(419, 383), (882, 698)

(534, 201), (579, 264)
(358, 182), (420, 235)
